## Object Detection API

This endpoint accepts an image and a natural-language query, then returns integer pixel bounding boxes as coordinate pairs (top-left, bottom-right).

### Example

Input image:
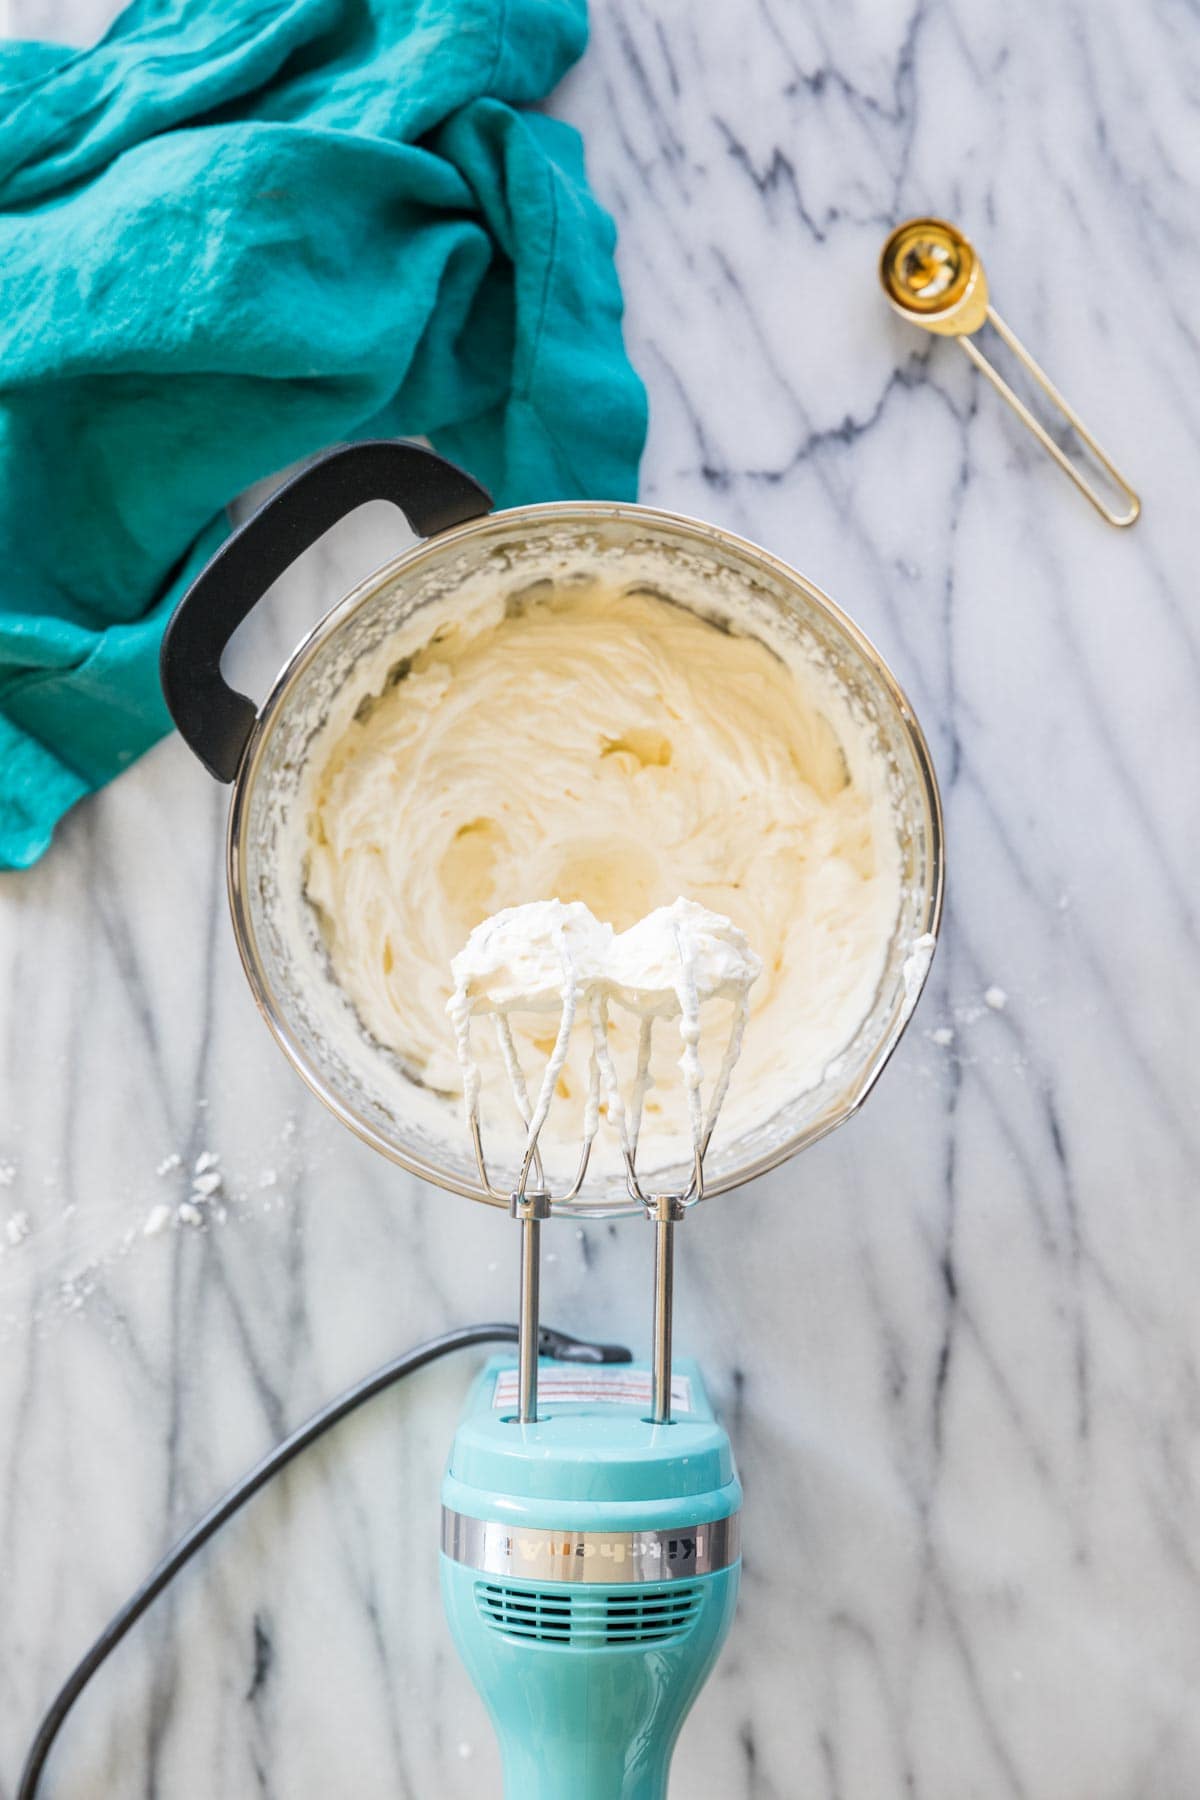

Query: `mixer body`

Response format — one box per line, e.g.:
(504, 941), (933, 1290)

(441, 1356), (742, 1799)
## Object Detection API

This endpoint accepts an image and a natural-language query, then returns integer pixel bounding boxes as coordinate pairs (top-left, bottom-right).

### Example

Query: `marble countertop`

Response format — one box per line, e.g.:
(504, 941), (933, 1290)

(3, 0), (1199, 1795)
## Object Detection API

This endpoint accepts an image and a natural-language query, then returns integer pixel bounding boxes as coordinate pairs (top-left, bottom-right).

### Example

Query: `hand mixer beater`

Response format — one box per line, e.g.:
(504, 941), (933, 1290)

(440, 896), (759, 1798)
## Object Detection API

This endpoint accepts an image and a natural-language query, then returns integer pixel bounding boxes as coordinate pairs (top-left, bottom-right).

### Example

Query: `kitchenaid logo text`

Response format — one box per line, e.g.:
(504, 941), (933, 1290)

(503, 1534), (704, 1567)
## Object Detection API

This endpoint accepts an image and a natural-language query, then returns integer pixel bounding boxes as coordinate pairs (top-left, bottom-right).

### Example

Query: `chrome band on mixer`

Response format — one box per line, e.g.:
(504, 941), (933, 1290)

(441, 1508), (741, 1584)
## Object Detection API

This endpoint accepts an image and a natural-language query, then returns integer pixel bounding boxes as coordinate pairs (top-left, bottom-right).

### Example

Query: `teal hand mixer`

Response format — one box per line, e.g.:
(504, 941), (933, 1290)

(433, 882), (935, 1798)
(438, 900), (755, 1800)
(441, 1352), (741, 1799)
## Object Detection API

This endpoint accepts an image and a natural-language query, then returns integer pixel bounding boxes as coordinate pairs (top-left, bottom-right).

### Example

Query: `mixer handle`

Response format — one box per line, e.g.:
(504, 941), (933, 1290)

(160, 439), (493, 782)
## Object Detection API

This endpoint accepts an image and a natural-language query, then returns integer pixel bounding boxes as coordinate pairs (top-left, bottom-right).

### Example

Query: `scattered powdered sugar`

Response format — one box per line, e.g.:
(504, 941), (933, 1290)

(931, 1026), (955, 1047)
(143, 1126), (294, 1240)
(0, 1122), (304, 1346)
(984, 986), (1008, 1011)
(0, 1124), (311, 1346)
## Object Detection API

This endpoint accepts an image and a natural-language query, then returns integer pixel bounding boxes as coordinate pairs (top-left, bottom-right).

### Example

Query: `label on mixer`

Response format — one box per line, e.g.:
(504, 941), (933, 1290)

(492, 1368), (694, 1412)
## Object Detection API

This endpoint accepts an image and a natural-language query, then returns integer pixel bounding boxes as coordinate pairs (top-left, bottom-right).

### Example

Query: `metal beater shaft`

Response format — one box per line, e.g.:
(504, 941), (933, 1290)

(512, 1192), (551, 1423)
(650, 1195), (685, 1424)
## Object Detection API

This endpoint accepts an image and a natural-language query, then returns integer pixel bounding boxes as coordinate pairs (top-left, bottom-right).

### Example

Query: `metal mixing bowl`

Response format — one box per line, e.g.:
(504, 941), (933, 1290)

(163, 441), (943, 1217)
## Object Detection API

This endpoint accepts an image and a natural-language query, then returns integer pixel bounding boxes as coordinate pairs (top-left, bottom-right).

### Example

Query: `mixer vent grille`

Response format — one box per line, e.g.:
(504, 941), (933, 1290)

(476, 1581), (703, 1646)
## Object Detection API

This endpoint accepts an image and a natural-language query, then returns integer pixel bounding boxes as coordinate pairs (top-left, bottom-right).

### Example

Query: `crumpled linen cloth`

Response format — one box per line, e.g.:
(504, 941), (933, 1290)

(0, 0), (646, 866)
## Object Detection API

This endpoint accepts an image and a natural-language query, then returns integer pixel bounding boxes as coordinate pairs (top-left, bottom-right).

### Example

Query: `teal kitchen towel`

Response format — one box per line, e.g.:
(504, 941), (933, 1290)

(0, 0), (646, 868)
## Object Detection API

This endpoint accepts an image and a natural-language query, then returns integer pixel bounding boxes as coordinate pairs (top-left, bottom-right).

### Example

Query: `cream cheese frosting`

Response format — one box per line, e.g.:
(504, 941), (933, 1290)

(302, 579), (902, 1179)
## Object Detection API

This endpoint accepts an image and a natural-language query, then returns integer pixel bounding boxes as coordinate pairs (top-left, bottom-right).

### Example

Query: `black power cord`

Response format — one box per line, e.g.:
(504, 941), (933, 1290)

(17, 1321), (631, 1799)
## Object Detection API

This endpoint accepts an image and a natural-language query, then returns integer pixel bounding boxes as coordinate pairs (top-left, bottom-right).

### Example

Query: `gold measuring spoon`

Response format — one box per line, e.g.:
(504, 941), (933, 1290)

(879, 217), (1140, 528)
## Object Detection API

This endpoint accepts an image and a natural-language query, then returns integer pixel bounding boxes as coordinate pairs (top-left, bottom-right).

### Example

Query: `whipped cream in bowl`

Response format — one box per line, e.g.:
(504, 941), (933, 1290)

(234, 504), (942, 1213)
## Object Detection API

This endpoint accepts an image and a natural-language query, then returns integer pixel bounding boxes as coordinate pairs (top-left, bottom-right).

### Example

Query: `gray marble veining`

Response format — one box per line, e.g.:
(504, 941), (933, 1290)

(2, 0), (1199, 1795)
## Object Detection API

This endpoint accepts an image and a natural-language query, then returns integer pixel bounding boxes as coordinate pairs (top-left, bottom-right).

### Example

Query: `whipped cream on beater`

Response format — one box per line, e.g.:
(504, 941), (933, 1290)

(302, 579), (903, 1179)
(448, 898), (761, 1170)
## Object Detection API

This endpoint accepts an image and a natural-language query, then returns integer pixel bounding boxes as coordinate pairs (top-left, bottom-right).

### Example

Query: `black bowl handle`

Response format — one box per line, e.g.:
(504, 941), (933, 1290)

(160, 439), (493, 781)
